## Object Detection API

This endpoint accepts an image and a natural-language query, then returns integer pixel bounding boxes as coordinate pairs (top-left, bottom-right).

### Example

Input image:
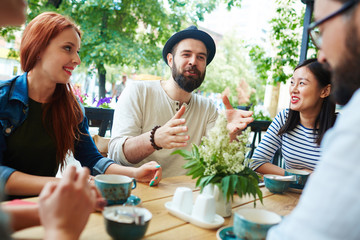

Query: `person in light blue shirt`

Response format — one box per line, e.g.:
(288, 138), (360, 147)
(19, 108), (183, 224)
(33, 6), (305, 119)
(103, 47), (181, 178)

(250, 59), (337, 175)
(268, 0), (360, 239)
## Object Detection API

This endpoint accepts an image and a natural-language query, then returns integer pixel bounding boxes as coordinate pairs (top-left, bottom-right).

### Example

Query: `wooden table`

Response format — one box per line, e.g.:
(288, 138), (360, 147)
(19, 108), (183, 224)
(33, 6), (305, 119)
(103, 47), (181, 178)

(12, 175), (300, 240)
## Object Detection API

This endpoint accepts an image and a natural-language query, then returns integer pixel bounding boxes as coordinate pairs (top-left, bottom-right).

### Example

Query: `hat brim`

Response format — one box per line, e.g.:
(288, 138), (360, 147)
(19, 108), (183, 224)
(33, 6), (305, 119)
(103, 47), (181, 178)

(162, 29), (216, 66)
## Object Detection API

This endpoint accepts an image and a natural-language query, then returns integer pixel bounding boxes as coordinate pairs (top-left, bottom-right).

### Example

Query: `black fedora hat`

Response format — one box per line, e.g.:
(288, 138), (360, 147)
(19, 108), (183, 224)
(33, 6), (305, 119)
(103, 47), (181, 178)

(162, 25), (216, 66)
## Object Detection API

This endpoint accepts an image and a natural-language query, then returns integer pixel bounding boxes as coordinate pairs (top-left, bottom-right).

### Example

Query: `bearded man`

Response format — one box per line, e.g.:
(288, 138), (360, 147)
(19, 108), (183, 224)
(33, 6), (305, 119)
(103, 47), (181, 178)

(109, 26), (253, 178)
(268, 0), (360, 239)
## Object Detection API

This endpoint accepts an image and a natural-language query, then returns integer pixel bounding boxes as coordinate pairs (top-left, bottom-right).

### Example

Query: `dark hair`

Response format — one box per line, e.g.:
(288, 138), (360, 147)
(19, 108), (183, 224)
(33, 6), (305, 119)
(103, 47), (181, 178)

(278, 58), (337, 145)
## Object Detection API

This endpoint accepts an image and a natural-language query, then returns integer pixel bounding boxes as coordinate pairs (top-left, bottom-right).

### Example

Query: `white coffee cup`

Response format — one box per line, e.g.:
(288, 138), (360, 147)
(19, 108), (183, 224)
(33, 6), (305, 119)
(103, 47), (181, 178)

(172, 187), (193, 215)
(191, 194), (216, 223)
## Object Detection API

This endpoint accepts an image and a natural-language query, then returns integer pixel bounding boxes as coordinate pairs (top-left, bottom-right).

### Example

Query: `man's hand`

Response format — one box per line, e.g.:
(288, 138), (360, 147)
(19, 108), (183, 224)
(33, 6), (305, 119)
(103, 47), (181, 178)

(222, 95), (254, 141)
(154, 106), (190, 149)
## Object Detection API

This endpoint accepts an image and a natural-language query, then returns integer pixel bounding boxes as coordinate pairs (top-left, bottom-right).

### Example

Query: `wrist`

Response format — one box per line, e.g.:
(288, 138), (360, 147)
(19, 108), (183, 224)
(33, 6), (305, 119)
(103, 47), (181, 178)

(131, 167), (139, 179)
(150, 126), (162, 150)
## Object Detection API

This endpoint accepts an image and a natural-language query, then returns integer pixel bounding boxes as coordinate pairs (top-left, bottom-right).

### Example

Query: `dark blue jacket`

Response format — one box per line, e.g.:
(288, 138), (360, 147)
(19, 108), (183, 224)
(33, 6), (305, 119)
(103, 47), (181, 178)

(0, 73), (114, 184)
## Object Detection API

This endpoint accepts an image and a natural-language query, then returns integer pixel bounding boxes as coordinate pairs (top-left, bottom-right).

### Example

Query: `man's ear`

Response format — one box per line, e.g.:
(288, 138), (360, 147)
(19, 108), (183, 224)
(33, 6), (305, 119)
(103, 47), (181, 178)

(320, 84), (331, 98)
(167, 53), (174, 68)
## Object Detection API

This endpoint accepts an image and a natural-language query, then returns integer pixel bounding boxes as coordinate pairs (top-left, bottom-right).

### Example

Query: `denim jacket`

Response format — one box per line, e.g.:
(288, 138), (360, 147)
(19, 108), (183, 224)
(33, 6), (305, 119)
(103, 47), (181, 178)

(0, 73), (114, 184)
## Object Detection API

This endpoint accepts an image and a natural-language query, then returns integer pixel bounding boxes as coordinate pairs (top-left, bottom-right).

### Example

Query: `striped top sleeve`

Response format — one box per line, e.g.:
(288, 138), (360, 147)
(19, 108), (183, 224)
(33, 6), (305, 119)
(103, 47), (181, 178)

(250, 109), (321, 171)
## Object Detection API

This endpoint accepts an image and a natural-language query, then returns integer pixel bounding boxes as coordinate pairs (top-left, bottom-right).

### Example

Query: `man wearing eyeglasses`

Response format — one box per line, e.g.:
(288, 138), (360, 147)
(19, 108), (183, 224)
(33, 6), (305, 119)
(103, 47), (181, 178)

(268, 0), (360, 239)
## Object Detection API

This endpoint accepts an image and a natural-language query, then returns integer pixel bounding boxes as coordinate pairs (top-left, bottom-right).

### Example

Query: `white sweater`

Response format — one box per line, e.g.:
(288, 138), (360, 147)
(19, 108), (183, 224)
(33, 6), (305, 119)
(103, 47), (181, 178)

(108, 80), (218, 178)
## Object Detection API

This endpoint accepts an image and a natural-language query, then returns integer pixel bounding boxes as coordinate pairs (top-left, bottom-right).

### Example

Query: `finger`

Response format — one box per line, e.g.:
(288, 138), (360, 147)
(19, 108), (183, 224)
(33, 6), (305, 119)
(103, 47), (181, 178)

(95, 197), (107, 211)
(239, 116), (254, 124)
(171, 134), (190, 142)
(78, 167), (91, 186)
(228, 123), (247, 133)
(149, 170), (161, 187)
(153, 169), (162, 185)
(169, 126), (188, 135)
(172, 105), (186, 120)
(147, 161), (160, 167)
(88, 186), (106, 211)
(238, 110), (253, 118)
(168, 119), (187, 127)
(88, 176), (95, 185)
(61, 165), (77, 185)
(91, 185), (103, 199)
(88, 187), (99, 210)
(222, 95), (233, 110)
(168, 142), (188, 148)
(39, 182), (57, 200)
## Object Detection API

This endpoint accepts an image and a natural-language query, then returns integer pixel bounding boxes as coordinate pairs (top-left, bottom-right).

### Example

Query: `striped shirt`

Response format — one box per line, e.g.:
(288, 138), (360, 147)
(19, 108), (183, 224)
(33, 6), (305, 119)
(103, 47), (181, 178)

(250, 109), (321, 171)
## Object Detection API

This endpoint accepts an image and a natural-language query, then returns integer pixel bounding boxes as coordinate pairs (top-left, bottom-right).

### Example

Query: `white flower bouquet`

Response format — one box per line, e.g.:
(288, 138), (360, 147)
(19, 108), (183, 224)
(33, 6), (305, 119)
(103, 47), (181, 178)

(173, 114), (263, 204)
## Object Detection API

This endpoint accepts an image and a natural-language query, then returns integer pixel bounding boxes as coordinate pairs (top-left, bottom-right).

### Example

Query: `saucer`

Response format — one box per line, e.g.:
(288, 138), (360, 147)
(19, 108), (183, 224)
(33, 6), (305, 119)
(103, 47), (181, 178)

(165, 201), (224, 229)
(124, 195), (141, 206)
(216, 226), (242, 240)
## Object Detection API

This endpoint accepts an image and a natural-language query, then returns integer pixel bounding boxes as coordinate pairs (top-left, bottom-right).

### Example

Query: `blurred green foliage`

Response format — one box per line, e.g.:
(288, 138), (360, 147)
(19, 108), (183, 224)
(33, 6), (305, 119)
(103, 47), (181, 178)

(1, 0), (243, 97)
(249, 0), (305, 85)
(199, 32), (265, 108)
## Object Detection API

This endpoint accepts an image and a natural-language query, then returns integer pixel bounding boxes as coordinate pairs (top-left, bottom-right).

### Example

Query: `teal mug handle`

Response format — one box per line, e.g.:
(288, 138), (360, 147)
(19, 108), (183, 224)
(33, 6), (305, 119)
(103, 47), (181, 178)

(132, 178), (137, 189)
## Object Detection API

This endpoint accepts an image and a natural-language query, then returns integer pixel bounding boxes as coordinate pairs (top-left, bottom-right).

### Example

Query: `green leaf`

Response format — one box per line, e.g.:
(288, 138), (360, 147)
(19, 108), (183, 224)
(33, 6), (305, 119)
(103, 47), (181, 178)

(172, 149), (192, 159)
(192, 144), (200, 160)
(221, 176), (231, 201)
(182, 160), (198, 169)
(256, 187), (263, 205)
(198, 175), (212, 188)
(195, 176), (203, 188)
(238, 176), (248, 197)
(204, 175), (217, 186)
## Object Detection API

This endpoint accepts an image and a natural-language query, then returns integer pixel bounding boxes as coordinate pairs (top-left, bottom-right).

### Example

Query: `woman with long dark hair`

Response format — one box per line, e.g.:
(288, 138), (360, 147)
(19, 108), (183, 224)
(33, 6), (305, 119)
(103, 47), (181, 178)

(0, 12), (162, 198)
(250, 58), (337, 175)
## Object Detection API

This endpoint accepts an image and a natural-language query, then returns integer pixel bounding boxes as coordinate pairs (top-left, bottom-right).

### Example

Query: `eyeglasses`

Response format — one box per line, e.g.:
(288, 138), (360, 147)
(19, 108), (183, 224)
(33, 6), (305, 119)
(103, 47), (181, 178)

(308, 0), (360, 49)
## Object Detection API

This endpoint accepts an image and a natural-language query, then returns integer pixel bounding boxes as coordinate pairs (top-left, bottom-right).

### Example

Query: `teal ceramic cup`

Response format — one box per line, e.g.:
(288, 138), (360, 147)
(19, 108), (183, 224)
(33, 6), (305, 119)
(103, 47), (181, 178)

(284, 169), (310, 189)
(95, 175), (136, 206)
(234, 208), (282, 240)
(263, 174), (293, 194)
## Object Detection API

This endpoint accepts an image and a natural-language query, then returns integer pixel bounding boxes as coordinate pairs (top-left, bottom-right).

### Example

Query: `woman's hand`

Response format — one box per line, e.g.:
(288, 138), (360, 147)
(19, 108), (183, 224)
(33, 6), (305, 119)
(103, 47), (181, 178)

(133, 161), (162, 186)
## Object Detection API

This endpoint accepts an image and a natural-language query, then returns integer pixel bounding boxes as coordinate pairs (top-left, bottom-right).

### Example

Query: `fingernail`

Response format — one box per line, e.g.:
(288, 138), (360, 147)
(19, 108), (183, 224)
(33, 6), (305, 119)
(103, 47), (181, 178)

(156, 165), (161, 168)
(155, 176), (158, 180)
(150, 181), (154, 186)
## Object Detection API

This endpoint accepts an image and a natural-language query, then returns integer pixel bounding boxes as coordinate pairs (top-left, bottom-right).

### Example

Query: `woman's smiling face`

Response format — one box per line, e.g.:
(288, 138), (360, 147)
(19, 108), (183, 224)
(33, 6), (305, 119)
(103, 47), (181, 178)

(35, 27), (81, 86)
(289, 66), (326, 114)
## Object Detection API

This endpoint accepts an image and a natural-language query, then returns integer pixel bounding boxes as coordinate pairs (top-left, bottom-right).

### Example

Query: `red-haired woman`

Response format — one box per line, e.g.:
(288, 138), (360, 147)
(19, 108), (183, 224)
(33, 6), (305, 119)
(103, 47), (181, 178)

(0, 12), (162, 199)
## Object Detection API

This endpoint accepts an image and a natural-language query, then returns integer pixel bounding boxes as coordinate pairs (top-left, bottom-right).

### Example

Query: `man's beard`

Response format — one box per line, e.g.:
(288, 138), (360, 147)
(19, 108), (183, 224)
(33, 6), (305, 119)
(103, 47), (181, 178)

(172, 62), (205, 93)
(331, 22), (360, 105)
